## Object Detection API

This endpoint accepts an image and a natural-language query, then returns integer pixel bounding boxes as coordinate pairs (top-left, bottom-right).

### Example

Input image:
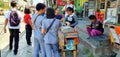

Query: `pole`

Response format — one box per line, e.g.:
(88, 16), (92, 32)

(104, 0), (107, 20)
(103, 0), (107, 26)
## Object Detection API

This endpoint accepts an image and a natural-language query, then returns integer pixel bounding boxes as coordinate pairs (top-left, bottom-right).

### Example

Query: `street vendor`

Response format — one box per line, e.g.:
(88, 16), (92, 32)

(64, 7), (78, 28)
(86, 15), (104, 38)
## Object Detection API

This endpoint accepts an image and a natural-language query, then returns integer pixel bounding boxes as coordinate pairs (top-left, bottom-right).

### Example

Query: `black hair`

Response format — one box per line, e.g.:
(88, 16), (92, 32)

(24, 8), (31, 14)
(55, 7), (59, 10)
(66, 7), (74, 13)
(46, 8), (55, 19)
(36, 3), (46, 11)
(11, 1), (17, 7)
(88, 15), (97, 20)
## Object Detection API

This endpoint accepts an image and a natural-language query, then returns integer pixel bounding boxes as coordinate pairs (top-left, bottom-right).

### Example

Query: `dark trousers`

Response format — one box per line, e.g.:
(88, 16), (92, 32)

(25, 25), (32, 45)
(9, 29), (19, 52)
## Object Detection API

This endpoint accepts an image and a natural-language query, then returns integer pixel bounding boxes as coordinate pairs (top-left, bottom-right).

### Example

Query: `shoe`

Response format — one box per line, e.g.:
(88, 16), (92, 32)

(9, 47), (12, 50)
(27, 42), (32, 46)
(14, 50), (18, 55)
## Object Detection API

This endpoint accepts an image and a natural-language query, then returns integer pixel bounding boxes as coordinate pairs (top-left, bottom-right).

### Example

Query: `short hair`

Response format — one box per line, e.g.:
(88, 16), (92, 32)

(46, 8), (55, 19)
(11, 1), (17, 7)
(88, 15), (97, 20)
(36, 3), (46, 11)
(24, 8), (31, 14)
(66, 7), (74, 13)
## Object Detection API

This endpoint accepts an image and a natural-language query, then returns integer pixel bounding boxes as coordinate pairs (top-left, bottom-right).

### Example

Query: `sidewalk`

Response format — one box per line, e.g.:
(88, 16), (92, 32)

(1, 20), (91, 57)
(0, 21), (25, 50)
(1, 31), (33, 57)
(1, 31), (88, 57)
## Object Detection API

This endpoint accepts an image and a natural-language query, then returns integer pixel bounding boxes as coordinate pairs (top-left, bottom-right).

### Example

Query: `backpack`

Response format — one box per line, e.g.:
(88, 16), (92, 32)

(10, 11), (20, 26)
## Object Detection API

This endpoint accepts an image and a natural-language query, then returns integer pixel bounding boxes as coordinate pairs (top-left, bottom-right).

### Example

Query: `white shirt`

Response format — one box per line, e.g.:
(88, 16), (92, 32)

(63, 4), (76, 17)
(4, 8), (22, 29)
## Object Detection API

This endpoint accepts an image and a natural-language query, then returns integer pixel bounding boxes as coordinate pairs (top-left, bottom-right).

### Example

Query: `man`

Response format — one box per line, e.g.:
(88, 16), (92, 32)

(4, 1), (21, 55)
(32, 3), (46, 57)
(62, 0), (76, 17)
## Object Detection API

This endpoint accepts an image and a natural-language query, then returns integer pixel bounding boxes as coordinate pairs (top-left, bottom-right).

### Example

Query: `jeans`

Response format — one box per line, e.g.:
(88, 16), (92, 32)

(45, 44), (60, 57)
(34, 38), (46, 57)
(9, 29), (19, 52)
(25, 25), (32, 45)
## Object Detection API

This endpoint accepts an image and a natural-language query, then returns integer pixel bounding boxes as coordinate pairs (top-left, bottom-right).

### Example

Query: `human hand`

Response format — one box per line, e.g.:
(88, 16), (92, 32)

(31, 26), (34, 30)
(66, 22), (70, 26)
(4, 27), (7, 33)
(86, 25), (91, 28)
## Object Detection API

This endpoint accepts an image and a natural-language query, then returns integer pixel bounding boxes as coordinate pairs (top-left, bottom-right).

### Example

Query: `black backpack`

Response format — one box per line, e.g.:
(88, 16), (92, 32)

(10, 11), (20, 26)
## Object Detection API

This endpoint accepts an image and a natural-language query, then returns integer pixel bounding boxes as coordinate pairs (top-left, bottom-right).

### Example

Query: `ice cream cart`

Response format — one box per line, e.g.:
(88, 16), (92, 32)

(58, 26), (80, 57)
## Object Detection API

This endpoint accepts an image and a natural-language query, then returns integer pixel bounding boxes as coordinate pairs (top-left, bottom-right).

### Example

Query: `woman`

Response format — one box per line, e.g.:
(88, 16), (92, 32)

(24, 8), (33, 45)
(41, 8), (61, 57)
(62, 0), (75, 17)
(86, 15), (104, 38)
(55, 7), (63, 20)
(64, 7), (78, 28)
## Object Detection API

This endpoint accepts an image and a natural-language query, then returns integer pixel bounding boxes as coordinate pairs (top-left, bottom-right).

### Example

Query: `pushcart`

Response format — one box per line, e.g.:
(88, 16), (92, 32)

(58, 26), (80, 57)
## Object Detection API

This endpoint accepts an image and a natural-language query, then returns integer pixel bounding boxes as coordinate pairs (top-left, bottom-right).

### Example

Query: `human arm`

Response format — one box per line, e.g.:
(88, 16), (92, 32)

(4, 11), (9, 33)
(62, 6), (66, 12)
(28, 19), (34, 30)
(4, 19), (8, 33)
(70, 15), (78, 27)
(41, 20), (46, 35)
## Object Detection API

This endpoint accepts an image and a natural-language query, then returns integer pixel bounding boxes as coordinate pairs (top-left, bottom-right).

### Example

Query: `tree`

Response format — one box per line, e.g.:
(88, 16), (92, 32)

(0, 0), (9, 9)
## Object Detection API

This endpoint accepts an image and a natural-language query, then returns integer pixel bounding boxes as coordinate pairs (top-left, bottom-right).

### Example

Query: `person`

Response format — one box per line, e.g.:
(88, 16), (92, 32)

(64, 7), (78, 28)
(55, 7), (63, 20)
(86, 15), (104, 38)
(41, 8), (61, 57)
(95, 9), (101, 21)
(24, 8), (34, 45)
(32, 3), (46, 57)
(62, 0), (76, 17)
(4, 1), (21, 55)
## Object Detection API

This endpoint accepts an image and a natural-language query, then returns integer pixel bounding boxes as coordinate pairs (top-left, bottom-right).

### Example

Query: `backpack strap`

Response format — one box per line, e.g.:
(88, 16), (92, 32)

(34, 14), (40, 24)
(46, 19), (56, 34)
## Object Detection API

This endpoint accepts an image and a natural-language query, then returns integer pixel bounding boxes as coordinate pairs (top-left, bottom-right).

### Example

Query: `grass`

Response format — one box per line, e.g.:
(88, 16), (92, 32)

(85, 49), (94, 57)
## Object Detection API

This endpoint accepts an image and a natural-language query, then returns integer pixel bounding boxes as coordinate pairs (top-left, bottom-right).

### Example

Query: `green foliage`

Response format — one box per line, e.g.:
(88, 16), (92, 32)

(0, 0), (9, 9)
(85, 49), (94, 57)
(85, 49), (90, 54)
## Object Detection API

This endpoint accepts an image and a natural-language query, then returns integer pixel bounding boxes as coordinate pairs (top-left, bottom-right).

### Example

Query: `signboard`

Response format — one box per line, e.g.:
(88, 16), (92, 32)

(109, 25), (120, 44)
(57, 0), (74, 6)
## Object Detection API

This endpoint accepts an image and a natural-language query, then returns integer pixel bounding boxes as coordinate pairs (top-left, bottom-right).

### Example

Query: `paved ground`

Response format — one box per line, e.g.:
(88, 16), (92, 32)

(1, 19), (117, 57)
(1, 19), (90, 57)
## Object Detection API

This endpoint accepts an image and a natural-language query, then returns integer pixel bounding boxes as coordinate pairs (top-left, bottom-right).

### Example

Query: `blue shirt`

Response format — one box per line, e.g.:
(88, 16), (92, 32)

(42, 18), (61, 44)
(32, 14), (44, 39)
(55, 15), (62, 20)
